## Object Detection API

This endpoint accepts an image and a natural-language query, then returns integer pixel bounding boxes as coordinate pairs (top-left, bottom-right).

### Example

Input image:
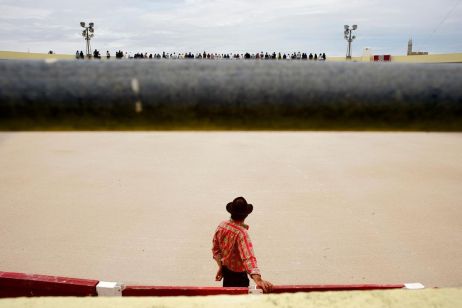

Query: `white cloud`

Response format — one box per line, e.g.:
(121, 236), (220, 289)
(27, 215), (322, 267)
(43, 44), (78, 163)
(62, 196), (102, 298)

(0, 4), (52, 19)
(0, 0), (461, 55)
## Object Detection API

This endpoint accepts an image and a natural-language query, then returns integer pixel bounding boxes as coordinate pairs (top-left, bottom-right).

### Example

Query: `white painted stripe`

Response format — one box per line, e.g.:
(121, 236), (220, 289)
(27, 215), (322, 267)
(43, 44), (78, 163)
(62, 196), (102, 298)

(96, 281), (123, 296)
(404, 283), (425, 290)
(131, 78), (140, 94)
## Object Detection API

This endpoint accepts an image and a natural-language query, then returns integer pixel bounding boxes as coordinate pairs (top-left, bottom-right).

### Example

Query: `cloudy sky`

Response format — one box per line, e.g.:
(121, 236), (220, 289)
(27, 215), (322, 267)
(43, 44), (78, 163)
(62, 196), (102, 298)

(1, 0), (461, 56)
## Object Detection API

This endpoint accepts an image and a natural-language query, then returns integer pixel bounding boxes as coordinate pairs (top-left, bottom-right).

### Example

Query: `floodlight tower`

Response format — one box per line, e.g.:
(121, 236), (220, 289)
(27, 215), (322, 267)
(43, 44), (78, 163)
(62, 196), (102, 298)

(344, 25), (357, 60)
(80, 22), (95, 58)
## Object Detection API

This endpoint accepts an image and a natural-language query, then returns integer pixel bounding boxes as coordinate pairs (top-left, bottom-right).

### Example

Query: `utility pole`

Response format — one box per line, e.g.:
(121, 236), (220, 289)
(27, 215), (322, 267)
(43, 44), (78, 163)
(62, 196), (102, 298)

(344, 25), (358, 60)
(80, 22), (95, 58)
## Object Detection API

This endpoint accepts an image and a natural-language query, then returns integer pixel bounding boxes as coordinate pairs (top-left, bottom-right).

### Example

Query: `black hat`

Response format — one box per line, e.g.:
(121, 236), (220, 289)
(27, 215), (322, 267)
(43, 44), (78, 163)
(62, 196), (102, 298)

(226, 197), (253, 215)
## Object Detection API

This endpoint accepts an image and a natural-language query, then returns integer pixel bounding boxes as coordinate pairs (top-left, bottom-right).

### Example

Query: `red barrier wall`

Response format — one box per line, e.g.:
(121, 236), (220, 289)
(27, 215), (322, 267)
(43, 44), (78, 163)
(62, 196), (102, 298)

(122, 286), (248, 296)
(271, 284), (404, 294)
(0, 271), (406, 298)
(0, 271), (98, 297)
(373, 55), (392, 62)
(122, 284), (405, 296)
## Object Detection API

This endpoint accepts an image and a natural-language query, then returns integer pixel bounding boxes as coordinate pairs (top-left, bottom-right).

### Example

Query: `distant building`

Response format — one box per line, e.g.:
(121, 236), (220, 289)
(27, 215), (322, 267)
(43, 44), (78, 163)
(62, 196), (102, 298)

(362, 47), (372, 58)
(407, 39), (428, 56)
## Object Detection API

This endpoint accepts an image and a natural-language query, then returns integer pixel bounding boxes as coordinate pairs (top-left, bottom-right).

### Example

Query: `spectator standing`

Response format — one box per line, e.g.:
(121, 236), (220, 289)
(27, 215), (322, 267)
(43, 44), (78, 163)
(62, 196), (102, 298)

(212, 197), (273, 293)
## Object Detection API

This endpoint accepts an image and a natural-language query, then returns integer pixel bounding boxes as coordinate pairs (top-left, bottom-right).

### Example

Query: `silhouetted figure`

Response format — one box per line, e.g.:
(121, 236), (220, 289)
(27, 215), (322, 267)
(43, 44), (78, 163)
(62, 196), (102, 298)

(93, 49), (101, 59)
(322, 53), (326, 60)
(314, 54), (318, 60)
(106, 51), (110, 59)
(79, 51), (84, 59)
(309, 53), (313, 60)
(283, 54), (287, 59)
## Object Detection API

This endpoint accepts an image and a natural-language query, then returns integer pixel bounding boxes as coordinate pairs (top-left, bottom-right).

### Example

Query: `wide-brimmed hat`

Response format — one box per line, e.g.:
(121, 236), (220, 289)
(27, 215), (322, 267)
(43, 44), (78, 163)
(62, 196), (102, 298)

(226, 197), (253, 215)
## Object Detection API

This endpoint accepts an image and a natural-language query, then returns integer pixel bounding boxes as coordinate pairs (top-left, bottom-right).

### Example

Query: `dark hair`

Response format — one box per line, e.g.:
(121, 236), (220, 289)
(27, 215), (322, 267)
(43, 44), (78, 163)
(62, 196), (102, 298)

(231, 213), (248, 221)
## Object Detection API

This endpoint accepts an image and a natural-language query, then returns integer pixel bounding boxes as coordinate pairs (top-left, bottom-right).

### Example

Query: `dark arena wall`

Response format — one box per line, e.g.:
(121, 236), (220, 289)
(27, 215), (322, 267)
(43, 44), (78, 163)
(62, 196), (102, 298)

(0, 60), (461, 131)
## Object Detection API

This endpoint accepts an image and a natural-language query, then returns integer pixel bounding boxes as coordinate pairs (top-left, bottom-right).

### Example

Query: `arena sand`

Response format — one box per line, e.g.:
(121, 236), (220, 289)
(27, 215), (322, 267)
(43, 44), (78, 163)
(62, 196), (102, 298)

(0, 132), (461, 287)
(0, 288), (461, 307)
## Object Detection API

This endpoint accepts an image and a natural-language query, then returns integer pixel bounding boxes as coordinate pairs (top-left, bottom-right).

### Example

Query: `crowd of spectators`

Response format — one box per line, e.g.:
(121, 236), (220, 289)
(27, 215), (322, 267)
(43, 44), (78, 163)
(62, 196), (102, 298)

(78, 49), (327, 61)
(75, 49), (102, 59)
(76, 51), (84, 59)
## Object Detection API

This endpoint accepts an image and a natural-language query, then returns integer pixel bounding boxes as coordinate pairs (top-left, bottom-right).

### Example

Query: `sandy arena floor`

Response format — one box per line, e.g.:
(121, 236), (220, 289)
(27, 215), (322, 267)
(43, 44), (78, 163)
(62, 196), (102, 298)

(1, 288), (462, 308)
(0, 132), (461, 287)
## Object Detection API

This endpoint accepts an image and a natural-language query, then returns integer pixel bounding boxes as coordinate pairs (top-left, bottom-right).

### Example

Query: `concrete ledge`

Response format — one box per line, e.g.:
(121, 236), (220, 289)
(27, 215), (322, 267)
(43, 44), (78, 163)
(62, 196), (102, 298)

(1, 289), (461, 308)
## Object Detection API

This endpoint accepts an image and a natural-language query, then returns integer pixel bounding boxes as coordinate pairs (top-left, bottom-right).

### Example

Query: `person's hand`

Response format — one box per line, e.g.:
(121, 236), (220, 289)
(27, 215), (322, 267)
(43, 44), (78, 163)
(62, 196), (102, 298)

(215, 267), (223, 281)
(251, 274), (273, 293)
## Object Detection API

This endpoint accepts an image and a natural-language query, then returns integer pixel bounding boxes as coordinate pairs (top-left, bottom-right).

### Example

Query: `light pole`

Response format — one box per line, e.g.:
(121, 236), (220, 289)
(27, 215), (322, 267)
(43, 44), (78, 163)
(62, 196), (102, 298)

(80, 22), (95, 58)
(344, 25), (357, 60)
